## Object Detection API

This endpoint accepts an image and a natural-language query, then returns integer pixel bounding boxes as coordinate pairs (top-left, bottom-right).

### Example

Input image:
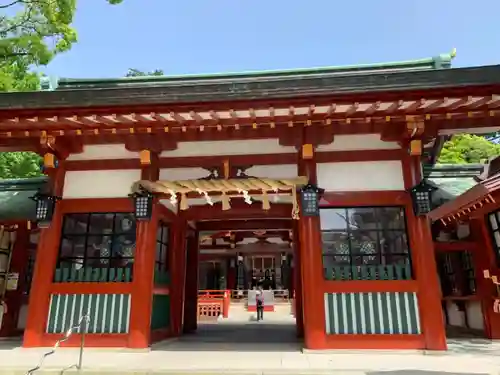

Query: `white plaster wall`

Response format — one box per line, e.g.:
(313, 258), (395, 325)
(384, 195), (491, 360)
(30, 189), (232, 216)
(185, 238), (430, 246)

(159, 165), (297, 186)
(317, 161), (405, 191)
(446, 302), (466, 327)
(246, 164), (297, 179)
(160, 139), (296, 157)
(17, 303), (28, 330)
(317, 134), (400, 151)
(67, 144), (139, 160)
(63, 170), (141, 198)
(159, 167), (209, 181)
(466, 301), (485, 331)
(446, 301), (484, 331)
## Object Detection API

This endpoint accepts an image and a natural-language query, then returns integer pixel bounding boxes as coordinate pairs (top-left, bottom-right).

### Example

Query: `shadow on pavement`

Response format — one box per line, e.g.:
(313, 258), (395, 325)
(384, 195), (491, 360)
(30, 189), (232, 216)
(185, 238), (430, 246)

(152, 321), (301, 352)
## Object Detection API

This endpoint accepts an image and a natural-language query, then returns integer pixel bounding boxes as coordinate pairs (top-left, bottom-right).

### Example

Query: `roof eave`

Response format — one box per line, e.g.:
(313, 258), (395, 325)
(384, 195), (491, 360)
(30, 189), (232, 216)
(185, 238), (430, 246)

(1, 65), (499, 112)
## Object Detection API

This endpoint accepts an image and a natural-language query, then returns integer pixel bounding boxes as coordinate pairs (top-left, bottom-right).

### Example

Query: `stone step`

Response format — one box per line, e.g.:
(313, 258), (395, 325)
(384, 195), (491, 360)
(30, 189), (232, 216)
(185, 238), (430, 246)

(0, 369), (368, 375)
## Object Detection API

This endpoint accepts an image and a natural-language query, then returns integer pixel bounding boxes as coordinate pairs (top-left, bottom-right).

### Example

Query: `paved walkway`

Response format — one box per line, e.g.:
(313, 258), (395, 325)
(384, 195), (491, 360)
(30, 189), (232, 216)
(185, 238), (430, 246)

(1, 308), (500, 374)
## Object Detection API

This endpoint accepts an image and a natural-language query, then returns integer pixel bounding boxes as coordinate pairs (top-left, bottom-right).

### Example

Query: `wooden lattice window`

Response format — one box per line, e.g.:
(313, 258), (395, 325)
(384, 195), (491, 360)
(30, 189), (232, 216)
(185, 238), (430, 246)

(436, 251), (476, 297)
(320, 206), (412, 280)
(156, 223), (169, 272)
(56, 212), (136, 282)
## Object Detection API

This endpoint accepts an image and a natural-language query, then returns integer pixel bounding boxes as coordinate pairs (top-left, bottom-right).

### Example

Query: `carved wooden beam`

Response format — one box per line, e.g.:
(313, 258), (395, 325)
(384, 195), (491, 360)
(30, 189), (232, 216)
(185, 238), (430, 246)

(124, 133), (177, 153)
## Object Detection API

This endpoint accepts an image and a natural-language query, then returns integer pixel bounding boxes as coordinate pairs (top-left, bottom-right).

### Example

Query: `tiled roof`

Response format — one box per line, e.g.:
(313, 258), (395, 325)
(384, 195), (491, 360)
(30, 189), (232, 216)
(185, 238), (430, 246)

(0, 177), (47, 221)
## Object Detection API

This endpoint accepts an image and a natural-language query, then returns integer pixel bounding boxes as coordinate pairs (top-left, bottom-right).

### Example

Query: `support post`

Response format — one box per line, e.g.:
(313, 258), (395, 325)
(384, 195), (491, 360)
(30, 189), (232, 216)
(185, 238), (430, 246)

(0, 222), (29, 337)
(470, 218), (500, 338)
(403, 155), (447, 350)
(128, 151), (159, 348)
(169, 219), (187, 336)
(128, 204), (158, 348)
(292, 221), (303, 337)
(183, 229), (199, 333)
(23, 161), (65, 347)
(297, 151), (326, 349)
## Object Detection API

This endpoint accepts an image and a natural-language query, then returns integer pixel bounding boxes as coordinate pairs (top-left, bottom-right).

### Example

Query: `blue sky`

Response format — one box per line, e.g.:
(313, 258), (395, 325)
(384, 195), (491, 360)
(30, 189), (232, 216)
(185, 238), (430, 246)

(44, 0), (500, 79)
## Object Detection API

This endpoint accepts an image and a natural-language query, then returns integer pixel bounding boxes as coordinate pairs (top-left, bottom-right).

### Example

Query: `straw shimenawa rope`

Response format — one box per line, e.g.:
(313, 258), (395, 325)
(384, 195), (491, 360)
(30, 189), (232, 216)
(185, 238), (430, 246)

(132, 177), (307, 219)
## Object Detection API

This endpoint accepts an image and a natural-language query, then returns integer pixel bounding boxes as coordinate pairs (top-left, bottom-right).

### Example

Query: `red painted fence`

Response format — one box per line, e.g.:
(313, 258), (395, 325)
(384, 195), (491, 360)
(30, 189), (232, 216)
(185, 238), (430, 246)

(197, 290), (230, 320)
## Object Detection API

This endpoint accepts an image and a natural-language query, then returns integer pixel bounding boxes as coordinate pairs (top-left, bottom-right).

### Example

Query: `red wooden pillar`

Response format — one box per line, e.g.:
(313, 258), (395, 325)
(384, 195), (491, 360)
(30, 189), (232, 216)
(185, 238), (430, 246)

(128, 204), (159, 348)
(292, 220), (303, 337)
(128, 150), (160, 348)
(183, 229), (199, 333)
(0, 222), (29, 337)
(169, 219), (187, 336)
(297, 150), (326, 349)
(23, 161), (65, 348)
(470, 218), (500, 338)
(403, 155), (447, 350)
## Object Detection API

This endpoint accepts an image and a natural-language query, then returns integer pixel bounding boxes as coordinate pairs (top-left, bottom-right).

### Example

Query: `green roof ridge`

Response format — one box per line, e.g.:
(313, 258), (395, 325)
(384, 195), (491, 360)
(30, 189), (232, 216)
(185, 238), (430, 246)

(57, 51), (456, 89)
(0, 176), (47, 191)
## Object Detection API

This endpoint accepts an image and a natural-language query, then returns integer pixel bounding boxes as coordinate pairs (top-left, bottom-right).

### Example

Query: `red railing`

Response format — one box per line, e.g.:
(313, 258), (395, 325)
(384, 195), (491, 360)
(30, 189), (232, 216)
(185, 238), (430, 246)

(197, 290), (230, 319)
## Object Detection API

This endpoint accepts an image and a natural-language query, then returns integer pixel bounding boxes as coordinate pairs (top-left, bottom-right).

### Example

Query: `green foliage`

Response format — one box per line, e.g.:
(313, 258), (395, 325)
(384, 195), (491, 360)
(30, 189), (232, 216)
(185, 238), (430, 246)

(0, 0), (123, 90)
(0, 0), (122, 179)
(0, 59), (39, 91)
(438, 134), (500, 164)
(126, 68), (164, 77)
(0, 0), (78, 68)
(0, 151), (42, 179)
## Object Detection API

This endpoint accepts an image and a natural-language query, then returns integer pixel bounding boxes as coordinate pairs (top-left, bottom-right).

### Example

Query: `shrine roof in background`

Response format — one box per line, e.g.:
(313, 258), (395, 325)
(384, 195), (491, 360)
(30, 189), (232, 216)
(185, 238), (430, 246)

(428, 172), (500, 224)
(0, 177), (47, 221)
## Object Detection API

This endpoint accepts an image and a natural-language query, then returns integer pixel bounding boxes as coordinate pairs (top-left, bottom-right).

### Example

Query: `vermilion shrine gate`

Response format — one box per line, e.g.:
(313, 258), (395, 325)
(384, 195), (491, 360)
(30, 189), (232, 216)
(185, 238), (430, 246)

(0, 50), (499, 350)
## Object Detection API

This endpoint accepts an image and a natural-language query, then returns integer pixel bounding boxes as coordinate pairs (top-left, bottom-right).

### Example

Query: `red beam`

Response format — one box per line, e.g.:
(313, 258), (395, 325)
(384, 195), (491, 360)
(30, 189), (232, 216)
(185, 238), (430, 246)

(316, 149), (403, 163)
(182, 202), (292, 220)
(197, 219), (292, 231)
(321, 191), (410, 207)
(65, 149), (403, 171)
(434, 241), (478, 252)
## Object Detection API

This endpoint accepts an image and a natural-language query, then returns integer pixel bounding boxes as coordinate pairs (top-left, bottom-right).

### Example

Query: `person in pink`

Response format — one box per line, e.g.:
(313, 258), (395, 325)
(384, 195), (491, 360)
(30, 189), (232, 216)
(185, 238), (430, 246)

(256, 287), (264, 321)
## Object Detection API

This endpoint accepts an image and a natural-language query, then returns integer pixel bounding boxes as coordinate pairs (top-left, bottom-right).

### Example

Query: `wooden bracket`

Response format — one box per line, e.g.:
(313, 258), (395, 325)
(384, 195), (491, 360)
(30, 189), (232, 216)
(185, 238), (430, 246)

(406, 118), (425, 137)
(39, 131), (55, 149)
(37, 133), (82, 161)
(125, 134), (177, 153)
(405, 118), (425, 156)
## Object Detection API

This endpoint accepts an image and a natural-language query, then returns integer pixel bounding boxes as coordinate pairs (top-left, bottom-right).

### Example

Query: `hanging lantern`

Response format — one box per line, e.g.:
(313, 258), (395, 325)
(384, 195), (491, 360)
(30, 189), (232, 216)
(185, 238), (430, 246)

(30, 192), (60, 228)
(129, 189), (154, 220)
(299, 183), (324, 217)
(409, 179), (437, 216)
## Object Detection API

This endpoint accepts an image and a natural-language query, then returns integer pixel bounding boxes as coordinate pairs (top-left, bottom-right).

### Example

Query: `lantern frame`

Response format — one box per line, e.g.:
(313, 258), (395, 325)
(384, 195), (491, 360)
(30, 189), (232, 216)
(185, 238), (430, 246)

(409, 179), (438, 216)
(30, 192), (60, 228)
(299, 183), (324, 217)
(129, 189), (154, 220)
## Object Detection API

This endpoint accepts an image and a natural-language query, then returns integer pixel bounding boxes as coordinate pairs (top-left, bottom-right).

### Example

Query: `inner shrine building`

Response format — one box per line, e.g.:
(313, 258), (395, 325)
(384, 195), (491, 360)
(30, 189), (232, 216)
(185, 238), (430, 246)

(1, 50), (500, 351)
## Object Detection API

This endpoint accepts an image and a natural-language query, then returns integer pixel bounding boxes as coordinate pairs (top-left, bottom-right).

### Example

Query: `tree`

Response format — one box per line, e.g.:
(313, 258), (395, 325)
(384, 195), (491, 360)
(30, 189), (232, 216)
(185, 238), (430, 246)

(438, 134), (500, 164)
(0, 0), (122, 179)
(0, 0), (122, 90)
(0, 151), (43, 178)
(126, 68), (164, 77)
